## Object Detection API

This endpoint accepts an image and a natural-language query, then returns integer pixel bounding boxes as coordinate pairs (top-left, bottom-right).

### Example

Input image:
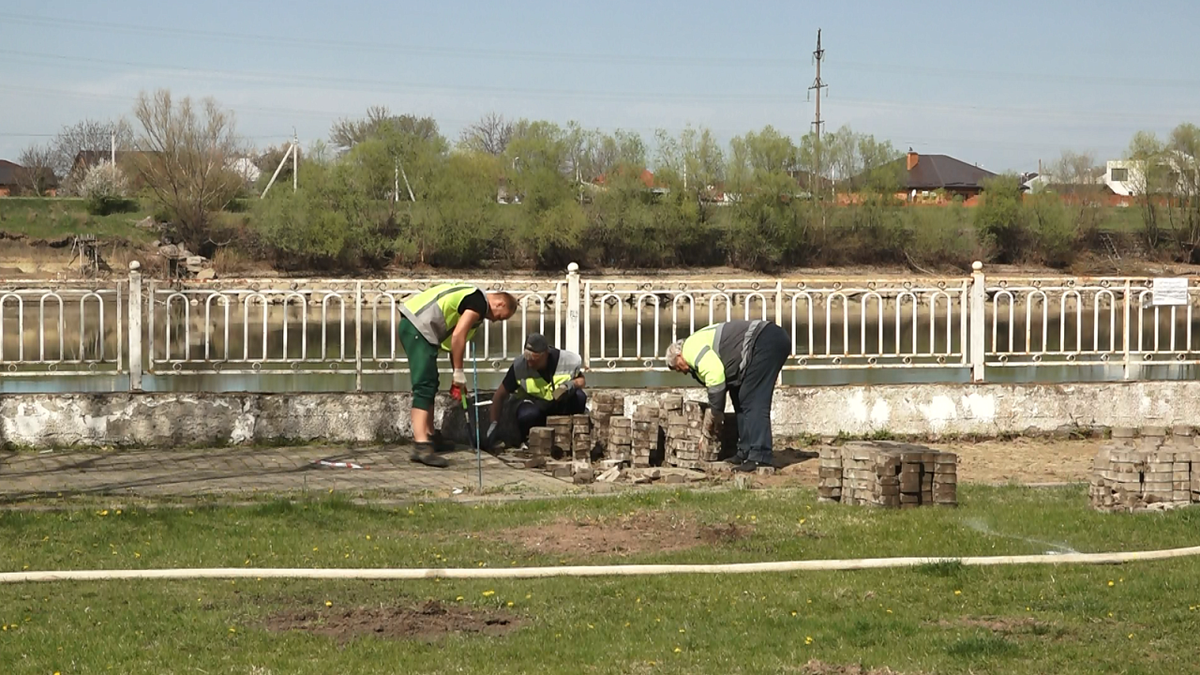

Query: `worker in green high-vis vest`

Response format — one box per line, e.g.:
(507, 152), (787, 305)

(664, 320), (790, 473)
(399, 283), (518, 467)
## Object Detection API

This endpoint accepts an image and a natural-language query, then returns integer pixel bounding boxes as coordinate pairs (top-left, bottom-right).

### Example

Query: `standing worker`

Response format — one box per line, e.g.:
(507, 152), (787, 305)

(664, 320), (790, 472)
(486, 334), (587, 448)
(400, 283), (517, 467)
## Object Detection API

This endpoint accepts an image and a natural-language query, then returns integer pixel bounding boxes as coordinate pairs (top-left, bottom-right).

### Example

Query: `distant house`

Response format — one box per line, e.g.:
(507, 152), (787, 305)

(1102, 154), (1198, 198)
(67, 150), (153, 190)
(0, 159), (58, 196)
(894, 150), (997, 203)
(590, 167), (669, 195)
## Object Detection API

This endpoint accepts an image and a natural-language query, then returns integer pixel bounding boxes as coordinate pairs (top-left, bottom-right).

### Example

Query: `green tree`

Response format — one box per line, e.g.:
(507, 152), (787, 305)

(974, 175), (1028, 263)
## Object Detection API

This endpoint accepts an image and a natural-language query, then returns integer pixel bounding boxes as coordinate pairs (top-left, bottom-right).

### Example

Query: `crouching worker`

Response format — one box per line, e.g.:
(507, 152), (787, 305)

(399, 283), (517, 467)
(486, 334), (586, 449)
(664, 320), (790, 472)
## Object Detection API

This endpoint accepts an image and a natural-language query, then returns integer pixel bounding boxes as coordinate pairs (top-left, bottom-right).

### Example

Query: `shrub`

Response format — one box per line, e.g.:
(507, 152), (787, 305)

(81, 162), (135, 216)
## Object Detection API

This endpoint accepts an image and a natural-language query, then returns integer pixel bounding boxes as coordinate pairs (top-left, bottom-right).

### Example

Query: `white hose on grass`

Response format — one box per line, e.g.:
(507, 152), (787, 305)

(5, 544), (1200, 583)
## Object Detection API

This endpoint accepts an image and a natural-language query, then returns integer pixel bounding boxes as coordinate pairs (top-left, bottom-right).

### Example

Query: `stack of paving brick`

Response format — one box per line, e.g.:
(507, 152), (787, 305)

(588, 392), (625, 458)
(1090, 426), (1199, 512)
(817, 441), (957, 508)
(571, 414), (593, 462)
(665, 401), (722, 470)
(608, 416), (633, 462)
(545, 415), (573, 459)
(527, 427), (555, 458)
(631, 403), (661, 468)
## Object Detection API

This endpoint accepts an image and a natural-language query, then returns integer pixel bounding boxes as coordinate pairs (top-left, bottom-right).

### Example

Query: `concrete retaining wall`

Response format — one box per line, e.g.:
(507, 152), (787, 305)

(2, 382), (1198, 448)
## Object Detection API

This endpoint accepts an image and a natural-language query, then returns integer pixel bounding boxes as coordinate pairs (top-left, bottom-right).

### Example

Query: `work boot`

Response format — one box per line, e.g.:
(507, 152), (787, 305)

(430, 430), (455, 453)
(732, 460), (771, 473)
(411, 442), (449, 468)
(723, 453), (746, 465)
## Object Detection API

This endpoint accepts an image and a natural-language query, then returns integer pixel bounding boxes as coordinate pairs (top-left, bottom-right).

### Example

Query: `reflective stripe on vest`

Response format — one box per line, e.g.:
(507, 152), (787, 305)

(400, 283), (480, 351)
(513, 350), (582, 401)
(681, 325), (726, 390)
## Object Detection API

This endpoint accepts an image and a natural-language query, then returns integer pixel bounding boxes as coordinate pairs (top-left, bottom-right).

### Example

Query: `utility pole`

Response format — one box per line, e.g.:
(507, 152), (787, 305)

(808, 29), (828, 141)
(808, 29), (830, 220)
(292, 129), (298, 192)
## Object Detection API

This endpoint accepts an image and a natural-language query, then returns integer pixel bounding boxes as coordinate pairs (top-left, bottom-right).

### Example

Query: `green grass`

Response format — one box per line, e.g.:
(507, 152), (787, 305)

(0, 197), (156, 242)
(2, 486), (1199, 674)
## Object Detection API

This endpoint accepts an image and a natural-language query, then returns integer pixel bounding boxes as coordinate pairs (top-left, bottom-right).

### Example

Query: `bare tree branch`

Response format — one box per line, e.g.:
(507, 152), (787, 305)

(458, 112), (514, 156)
(132, 89), (246, 248)
(16, 143), (58, 196)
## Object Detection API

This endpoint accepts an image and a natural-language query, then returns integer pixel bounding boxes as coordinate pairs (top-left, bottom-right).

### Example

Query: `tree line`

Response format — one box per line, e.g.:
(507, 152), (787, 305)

(14, 90), (1200, 271)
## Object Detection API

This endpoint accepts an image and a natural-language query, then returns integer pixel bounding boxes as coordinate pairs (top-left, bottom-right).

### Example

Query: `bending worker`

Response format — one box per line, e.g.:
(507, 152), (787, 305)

(400, 283), (517, 467)
(664, 319), (789, 472)
(487, 333), (586, 448)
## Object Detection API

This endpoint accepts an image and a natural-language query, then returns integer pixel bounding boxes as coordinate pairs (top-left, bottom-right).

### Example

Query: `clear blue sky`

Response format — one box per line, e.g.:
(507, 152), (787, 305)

(3, 0), (1199, 172)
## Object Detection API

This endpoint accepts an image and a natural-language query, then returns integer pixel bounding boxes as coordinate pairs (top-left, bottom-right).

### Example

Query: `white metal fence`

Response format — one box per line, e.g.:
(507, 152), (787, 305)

(0, 282), (123, 376)
(3, 261), (1198, 388)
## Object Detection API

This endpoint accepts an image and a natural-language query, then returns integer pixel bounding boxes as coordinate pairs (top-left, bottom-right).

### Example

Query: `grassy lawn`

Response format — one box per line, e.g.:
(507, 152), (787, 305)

(0, 197), (156, 243)
(2, 486), (1199, 674)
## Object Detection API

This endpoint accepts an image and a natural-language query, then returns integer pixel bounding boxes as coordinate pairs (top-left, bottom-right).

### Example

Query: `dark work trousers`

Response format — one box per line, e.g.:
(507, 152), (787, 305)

(728, 323), (790, 464)
(515, 388), (589, 442)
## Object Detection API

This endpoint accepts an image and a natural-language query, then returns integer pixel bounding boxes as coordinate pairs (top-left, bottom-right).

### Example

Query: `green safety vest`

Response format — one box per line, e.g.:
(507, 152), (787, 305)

(400, 283), (482, 352)
(681, 324), (727, 397)
(513, 350), (582, 401)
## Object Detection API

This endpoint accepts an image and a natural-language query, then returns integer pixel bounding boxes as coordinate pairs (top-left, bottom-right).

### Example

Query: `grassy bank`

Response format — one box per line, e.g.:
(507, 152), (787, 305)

(0, 197), (157, 243)
(2, 486), (1199, 673)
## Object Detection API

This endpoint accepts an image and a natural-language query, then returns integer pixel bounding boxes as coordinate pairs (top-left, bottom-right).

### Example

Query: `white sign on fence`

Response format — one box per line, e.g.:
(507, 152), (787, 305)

(1152, 278), (1190, 306)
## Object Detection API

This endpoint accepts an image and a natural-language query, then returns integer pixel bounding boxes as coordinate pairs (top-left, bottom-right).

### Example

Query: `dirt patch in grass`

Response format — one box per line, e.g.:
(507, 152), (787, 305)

(265, 599), (521, 643)
(496, 511), (753, 558)
(934, 616), (1056, 635)
(796, 660), (909, 675)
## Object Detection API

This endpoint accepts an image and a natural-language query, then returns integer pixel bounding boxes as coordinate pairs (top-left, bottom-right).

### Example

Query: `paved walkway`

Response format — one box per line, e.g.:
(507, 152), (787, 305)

(0, 445), (574, 501)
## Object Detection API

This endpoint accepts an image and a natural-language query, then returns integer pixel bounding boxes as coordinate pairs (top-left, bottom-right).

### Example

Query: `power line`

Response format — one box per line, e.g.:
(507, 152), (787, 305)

(8, 13), (1200, 91)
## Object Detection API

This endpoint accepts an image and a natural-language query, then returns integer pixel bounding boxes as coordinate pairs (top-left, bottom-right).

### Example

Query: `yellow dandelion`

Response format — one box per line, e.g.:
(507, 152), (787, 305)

(587, 624), (594, 629)
(674, 647), (682, 653)
(313, 547), (319, 552)
(954, 590), (962, 596)
(1108, 612), (1113, 617)
(1026, 607), (1031, 611)
(678, 628), (686, 633)
(807, 599), (812, 604)
(482, 590), (495, 597)
(115, 509), (122, 515)
(366, 535), (371, 540)
(625, 622), (631, 627)
(99, 510), (108, 516)
(325, 601), (332, 607)
(886, 609), (893, 614)
(1108, 581), (1114, 587)
(455, 596), (464, 602)
(804, 636), (813, 645)
(791, 611), (797, 617)
(799, 518), (806, 525)
(525, 593), (532, 600)
(228, 627), (236, 633)
(506, 601), (514, 607)
(1128, 633), (1134, 639)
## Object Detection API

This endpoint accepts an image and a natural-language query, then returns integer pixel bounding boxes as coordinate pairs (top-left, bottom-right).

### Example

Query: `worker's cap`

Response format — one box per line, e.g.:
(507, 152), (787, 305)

(523, 334), (550, 355)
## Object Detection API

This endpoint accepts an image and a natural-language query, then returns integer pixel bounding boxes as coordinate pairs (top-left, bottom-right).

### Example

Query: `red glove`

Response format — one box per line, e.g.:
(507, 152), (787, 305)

(449, 383), (464, 402)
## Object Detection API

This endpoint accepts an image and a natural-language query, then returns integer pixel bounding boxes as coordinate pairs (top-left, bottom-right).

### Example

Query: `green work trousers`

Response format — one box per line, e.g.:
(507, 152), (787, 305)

(399, 317), (440, 411)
